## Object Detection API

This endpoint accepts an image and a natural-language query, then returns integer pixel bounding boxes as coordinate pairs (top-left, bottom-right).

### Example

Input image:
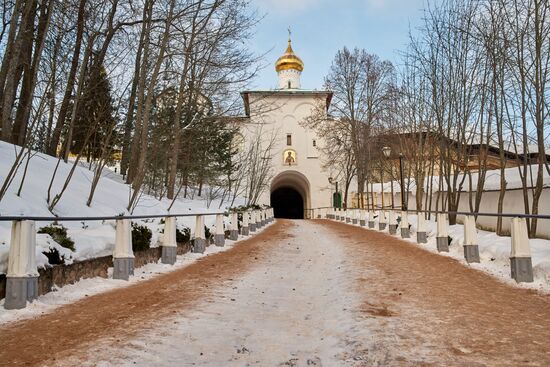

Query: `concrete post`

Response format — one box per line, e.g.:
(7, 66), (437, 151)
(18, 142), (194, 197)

(250, 210), (257, 232)
(510, 217), (533, 283)
(193, 215), (206, 253)
(400, 211), (410, 238)
(229, 212), (239, 240)
(260, 209), (266, 227)
(113, 219), (135, 280)
(368, 211), (375, 228)
(161, 216), (177, 265)
(346, 210), (351, 223)
(436, 213), (449, 252)
(388, 211), (398, 235)
(335, 209), (340, 221)
(341, 209), (346, 222)
(352, 210), (358, 225)
(463, 215), (480, 263)
(378, 210), (387, 230)
(4, 220), (39, 310)
(214, 214), (225, 247)
(416, 213), (427, 243)
(242, 211), (250, 236)
(359, 210), (366, 227)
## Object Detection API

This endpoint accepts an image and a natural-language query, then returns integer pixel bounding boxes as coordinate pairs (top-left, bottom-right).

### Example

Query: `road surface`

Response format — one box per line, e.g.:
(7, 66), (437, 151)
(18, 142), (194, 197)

(1, 219), (550, 366)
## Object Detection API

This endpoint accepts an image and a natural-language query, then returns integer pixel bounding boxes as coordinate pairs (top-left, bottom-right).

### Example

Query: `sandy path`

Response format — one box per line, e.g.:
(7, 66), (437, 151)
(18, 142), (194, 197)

(0, 221), (288, 366)
(322, 220), (550, 366)
(2, 219), (550, 366)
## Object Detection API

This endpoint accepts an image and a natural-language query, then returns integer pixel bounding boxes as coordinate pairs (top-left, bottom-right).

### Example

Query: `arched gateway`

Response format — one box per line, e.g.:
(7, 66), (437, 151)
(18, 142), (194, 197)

(237, 34), (334, 215)
(270, 171), (311, 219)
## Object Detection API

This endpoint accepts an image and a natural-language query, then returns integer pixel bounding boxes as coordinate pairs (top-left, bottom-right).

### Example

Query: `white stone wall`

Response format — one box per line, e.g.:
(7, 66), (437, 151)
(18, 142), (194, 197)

(240, 92), (333, 210)
(394, 188), (550, 238)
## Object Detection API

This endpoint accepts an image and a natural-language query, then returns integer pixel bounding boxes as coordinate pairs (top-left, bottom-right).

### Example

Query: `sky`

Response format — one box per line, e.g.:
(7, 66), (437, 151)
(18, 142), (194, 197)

(248, 0), (430, 90)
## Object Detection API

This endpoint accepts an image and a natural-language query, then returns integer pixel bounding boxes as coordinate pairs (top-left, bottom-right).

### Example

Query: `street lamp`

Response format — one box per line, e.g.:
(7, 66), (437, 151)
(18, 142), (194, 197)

(381, 146), (391, 209)
(328, 176), (339, 209)
(399, 153), (406, 211)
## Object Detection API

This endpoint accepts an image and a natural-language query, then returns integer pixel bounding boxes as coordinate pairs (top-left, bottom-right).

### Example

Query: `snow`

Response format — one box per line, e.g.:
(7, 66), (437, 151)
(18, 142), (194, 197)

(0, 221), (272, 325)
(0, 141), (246, 275)
(368, 211), (550, 293)
(369, 164), (550, 193)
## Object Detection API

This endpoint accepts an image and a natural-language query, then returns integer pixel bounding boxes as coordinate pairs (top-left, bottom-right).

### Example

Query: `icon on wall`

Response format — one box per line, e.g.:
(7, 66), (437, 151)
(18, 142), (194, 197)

(283, 149), (296, 166)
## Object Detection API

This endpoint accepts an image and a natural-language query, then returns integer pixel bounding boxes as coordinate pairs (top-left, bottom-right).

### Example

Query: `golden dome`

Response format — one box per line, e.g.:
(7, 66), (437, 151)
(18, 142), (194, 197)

(275, 39), (304, 72)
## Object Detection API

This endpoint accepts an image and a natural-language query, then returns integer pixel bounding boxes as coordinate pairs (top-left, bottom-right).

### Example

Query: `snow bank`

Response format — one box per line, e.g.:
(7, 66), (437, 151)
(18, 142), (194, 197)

(367, 212), (550, 293)
(0, 141), (246, 274)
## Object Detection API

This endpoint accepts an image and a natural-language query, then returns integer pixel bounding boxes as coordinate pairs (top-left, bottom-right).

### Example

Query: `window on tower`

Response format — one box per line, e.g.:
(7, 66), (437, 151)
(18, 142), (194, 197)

(288, 80), (291, 88)
(287, 134), (292, 146)
(312, 139), (317, 147)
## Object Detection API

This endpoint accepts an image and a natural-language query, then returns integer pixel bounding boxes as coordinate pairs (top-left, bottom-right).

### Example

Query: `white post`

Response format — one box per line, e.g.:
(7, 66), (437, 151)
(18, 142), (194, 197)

(388, 210), (398, 234)
(193, 215), (206, 253)
(161, 217), (177, 265)
(463, 215), (480, 263)
(4, 220), (39, 309)
(436, 213), (449, 252)
(214, 214), (225, 247)
(510, 217), (533, 282)
(359, 209), (366, 227)
(351, 209), (358, 225)
(230, 212), (239, 239)
(400, 211), (410, 238)
(378, 209), (387, 230)
(416, 213), (427, 243)
(113, 219), (134, 280)
(242, 211), (250, 235)
(250, 210), (257, 232)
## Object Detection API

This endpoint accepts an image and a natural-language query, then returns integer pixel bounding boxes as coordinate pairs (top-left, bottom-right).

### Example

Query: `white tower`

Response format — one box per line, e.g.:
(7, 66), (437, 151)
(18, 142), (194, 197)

(275, 37), (304, 89)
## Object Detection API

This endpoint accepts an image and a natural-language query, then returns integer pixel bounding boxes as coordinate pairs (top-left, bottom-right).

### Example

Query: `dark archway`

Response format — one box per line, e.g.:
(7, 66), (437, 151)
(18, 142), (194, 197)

(271, 186), (304, 219)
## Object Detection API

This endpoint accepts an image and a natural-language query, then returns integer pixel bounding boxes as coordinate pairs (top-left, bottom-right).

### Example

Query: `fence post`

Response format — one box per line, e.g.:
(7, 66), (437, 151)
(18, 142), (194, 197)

(352, 210), (358, 225)
(113, 219), (134, 280)
(510, 217), (533, 283)
(368, 210), (375, 228)
(345, 209), (351, 223)
(463, 215), (480, 263)
(359, 210), (366, 227)
(378, 210), (387, 230)
(388, 210), (398, 235)
(251, 210), (258, 232)
(161, 216), (177, 265)
(229, 212), (239, 240)
(341, 209), (346, 222)
(4, 220), (39, 310)
(416, 213), (427, 243)
(400, 211), (410, 238)
(436, 213), (449, 252)
(214, 214), (225, 247)
(260, 209), (266, 227)
(242, 211), (250, 236)
(193, 215), (206, 253)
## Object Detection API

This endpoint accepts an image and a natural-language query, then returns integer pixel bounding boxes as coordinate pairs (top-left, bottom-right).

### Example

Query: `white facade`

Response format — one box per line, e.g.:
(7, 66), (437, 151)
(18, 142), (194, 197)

(238, 41), (334, 217)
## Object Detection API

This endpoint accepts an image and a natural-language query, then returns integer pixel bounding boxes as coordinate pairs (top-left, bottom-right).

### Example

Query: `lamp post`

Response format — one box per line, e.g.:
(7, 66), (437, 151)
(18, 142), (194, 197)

(399, 153), (406, 210)
(381, 146), (391, 210)
(328, 177), (339, 209)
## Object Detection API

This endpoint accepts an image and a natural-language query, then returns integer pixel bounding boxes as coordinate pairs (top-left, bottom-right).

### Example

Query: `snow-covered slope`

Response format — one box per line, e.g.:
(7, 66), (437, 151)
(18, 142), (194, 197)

(0, 141), (245, 274)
